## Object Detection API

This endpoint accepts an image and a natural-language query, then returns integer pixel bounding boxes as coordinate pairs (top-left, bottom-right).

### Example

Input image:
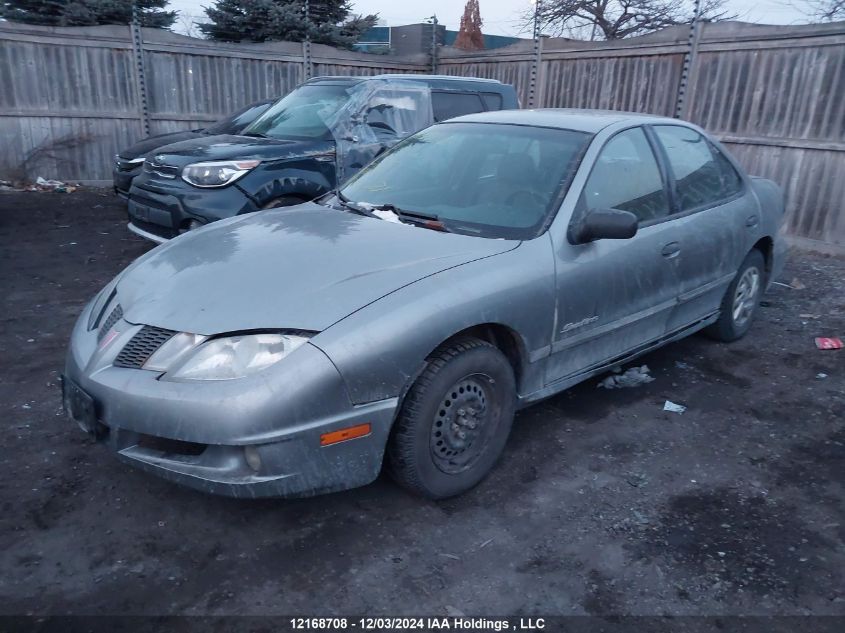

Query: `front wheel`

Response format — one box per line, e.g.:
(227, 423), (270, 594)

(387, 338), (516, 499)
(260, 195), (307, 210)
(706, 249), (765, 342)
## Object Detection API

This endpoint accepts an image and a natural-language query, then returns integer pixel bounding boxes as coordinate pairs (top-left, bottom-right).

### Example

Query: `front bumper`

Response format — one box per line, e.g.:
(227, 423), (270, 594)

(127, 176), (257, 243)
(63, 304), (397, 498)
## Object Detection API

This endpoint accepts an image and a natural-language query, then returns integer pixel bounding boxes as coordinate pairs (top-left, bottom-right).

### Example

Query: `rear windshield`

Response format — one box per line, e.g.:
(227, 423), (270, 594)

(340, 122), (591, 239)
(242, 84), (351, 140)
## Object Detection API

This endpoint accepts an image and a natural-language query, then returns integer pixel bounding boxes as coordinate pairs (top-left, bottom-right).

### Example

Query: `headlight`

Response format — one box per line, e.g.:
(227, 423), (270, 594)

(181, 159), (260, 188)
(167, 333), (310, 380)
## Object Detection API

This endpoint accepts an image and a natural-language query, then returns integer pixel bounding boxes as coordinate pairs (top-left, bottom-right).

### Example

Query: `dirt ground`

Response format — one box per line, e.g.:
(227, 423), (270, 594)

(0, 190), (843, 617)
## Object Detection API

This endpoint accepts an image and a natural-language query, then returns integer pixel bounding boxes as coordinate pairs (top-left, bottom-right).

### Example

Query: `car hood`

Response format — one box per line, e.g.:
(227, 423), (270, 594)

(116, 203), (519, 335)
(119, 130), (205, 160)
(147, 134), (335, 169)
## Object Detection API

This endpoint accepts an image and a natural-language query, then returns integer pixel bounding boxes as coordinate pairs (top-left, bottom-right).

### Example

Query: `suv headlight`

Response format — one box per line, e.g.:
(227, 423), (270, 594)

(181, 159), (260, 188)
(166, 332), (310, 381)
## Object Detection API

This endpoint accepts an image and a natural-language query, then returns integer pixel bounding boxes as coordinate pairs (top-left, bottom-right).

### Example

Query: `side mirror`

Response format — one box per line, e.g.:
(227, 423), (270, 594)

(570, 208), (638, 244)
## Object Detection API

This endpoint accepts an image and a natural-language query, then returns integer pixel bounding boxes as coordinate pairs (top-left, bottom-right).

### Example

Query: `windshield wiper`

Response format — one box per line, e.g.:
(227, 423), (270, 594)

(371, 204), (450, 232)
(241, 132), (268, 138)
(335, 190), (377, 217)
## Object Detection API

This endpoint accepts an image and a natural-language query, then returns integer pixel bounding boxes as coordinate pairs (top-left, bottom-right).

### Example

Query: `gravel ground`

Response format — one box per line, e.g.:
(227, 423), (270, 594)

(0, 190), (843, 617)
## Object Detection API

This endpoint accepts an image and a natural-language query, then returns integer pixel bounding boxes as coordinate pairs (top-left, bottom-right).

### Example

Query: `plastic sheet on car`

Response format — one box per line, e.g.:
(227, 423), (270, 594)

(323, 79), (434, 182)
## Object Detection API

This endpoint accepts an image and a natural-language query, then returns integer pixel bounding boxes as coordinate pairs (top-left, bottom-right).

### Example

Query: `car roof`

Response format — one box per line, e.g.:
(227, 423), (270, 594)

(449, 108), (683, 133)
(305, 74), (504, 87)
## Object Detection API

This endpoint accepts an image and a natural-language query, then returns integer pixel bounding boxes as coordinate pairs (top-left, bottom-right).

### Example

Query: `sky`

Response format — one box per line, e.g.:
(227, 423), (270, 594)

(168, 0), (814, 37)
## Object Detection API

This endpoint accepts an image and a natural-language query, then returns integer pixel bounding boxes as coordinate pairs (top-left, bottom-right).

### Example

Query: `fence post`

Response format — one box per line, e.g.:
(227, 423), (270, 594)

(675, 0), (702, 119)
(130, 1), (150, 136)
(528, 0), (543, 108)
(302, 0), (313, 80)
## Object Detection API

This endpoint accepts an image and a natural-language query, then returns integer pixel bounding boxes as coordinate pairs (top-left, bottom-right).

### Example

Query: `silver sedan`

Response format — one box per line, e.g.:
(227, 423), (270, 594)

(63, 109), (786, 499)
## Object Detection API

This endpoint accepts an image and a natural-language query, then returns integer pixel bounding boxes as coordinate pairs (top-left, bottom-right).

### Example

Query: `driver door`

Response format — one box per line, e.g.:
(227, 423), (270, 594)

(545, 126), (683, 384)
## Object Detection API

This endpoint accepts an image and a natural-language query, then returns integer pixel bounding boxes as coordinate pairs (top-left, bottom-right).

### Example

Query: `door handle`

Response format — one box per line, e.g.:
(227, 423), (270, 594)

(746, 215), (759, 228)
(661, 241), (681, 258)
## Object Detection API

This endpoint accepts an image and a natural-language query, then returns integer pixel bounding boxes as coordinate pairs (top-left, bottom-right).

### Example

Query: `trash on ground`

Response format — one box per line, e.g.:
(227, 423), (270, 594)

(799, 313), (820, 319)
(663, 400), (687, 414)
(598, 365), (654, 389)
(790, 277), (806, 290)
(815, 337), (843, 350)
(28, 177), (77, 193)
(816, 373), (828, 379)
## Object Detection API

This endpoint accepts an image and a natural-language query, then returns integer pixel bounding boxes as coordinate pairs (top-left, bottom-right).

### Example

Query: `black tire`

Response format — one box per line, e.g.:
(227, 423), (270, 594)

(260, 195), (306, 210)
(706, 249), (766, 342)
(387, 338), (516, 499)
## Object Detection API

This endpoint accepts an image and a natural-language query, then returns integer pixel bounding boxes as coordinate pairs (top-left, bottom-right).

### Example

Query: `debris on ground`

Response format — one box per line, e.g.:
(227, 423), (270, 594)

(790, 278), (806, 290)
(663, 400), (687, 414)
(598, 365), (655, 389)
(27, 177), (77, 193)
(815, 337), (843, 350)
(816, 373), (828, 379)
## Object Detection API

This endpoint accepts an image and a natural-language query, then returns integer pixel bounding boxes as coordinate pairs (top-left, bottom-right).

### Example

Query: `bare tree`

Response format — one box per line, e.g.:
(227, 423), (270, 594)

(796, 0), (845, 21)
(522, 0), (737, 41)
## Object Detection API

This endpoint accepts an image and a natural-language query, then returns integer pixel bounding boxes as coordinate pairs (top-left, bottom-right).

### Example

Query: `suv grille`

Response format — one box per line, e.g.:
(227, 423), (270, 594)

(143, 160), (178, 179)
(97, 304), (123, 341)
(114, 326), (177, 369)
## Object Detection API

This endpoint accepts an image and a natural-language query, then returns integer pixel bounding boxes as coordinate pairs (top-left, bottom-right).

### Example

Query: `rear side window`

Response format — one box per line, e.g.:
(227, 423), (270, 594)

(653, 125), (742, 211)
(480, 92), (503, 111)
(583, 127), (669, 223)
(432, 92), (485, 122)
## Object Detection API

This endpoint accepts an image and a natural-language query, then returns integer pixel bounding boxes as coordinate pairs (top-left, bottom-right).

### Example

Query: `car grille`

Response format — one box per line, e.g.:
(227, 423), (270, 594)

(97, 304), (123, 342)
(114, 326), (177, 369)
(143, 159), (178, 179)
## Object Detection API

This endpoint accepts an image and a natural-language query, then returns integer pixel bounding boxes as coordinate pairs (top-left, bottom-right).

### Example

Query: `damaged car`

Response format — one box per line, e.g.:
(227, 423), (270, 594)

(126, 74), (518, 243)
(64, 109), (786, 500)
(113, 99), (273, 199)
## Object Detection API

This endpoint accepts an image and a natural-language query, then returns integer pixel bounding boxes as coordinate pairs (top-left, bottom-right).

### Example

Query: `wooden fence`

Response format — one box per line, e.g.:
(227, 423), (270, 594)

(1, 20), (844, 249)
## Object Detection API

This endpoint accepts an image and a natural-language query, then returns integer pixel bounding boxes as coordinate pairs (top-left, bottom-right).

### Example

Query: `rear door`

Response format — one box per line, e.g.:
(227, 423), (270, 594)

(650, 125), (749, 331)
(546, 126), (683, 383)
(431, 91), (487, 122)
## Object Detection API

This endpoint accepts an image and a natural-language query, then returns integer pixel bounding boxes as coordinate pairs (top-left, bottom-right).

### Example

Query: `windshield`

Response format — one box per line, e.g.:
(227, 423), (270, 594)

(339, 122), (591, 239)
(205, 101), (272, 136)
(242, 84), (351, 140)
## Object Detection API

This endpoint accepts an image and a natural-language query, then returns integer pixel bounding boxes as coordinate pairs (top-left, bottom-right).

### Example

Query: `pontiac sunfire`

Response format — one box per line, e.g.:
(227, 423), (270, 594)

(63, 109), (786, 499)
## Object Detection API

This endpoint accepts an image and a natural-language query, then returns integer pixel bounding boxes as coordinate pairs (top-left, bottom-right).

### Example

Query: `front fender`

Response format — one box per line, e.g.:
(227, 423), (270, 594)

(310, 237), (556, 405)
(237, 154), (337, 207)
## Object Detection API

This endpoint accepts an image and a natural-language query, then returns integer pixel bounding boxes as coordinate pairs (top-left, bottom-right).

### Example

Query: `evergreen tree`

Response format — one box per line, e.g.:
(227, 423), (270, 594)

(199, 0), (377, 49)
(1, 0), (176, 28)
(454, 0), (484, 50)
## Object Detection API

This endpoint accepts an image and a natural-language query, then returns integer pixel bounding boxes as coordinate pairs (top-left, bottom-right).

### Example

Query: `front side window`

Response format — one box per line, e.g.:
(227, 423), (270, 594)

(340, 122), (591, 239)
(582, 127), (669, 223)
(653, 125), (741, 211)
(243, 84), (351, 140)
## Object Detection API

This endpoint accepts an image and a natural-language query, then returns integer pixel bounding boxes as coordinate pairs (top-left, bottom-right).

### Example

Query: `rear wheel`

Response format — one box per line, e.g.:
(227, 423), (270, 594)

(706, 249), (765, 342)
(387, 338), (516, 499)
